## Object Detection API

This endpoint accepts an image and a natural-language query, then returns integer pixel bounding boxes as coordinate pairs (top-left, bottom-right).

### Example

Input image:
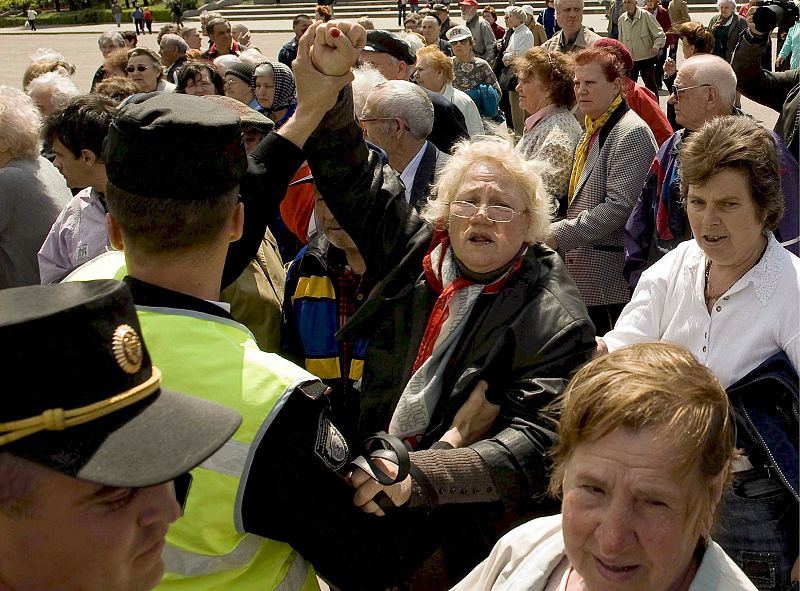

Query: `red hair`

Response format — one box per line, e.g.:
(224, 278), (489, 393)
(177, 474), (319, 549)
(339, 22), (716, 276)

(574, 46), (625, 82)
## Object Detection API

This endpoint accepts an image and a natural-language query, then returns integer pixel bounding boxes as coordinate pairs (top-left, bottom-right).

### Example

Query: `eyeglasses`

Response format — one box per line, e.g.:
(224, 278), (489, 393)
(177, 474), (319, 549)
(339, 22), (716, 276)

(358, 116), (410, 132)
(449, 201), (524, 222)
(125, 65), (152, 73)
(670, 83), (713, 102)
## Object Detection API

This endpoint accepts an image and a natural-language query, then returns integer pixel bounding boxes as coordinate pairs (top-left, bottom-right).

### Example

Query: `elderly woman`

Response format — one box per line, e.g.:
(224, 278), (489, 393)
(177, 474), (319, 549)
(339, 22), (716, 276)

(601, 115), (799, 590)
(175, 61), (225, 96)
(547, 46), (656, 334)
(501, 5), (535, 133)
(26, 72), (80, 118)
(446, 25), (502, 103)
(253, 61), (297, 128)
(512, 47), (581, 216)
(708, 0), (747, 62)
(222, 61), (259, 108)
(415, 46), (485, 136)
(22, 59), (76, 92)
(260, 77), (596, 590)
(454, 342), (756, 591)
(125, 47), (175, 93)
(483, 5), (505, 39)
(0, 86), (71, 288)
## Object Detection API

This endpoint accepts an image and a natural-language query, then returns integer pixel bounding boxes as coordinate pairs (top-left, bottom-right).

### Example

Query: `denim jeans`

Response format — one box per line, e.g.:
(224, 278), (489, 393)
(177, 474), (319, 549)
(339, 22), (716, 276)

(713, 469), (798, 590)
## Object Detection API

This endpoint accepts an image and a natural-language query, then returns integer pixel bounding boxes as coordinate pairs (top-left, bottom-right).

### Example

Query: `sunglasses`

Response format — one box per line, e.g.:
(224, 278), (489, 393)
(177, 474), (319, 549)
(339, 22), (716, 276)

(125, 65), (152, 73)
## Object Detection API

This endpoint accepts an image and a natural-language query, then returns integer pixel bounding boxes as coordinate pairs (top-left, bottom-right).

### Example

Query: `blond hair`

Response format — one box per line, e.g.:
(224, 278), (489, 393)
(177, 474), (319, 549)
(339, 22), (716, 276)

(416, 45), (454, 83)
(421, 136), (550, 243)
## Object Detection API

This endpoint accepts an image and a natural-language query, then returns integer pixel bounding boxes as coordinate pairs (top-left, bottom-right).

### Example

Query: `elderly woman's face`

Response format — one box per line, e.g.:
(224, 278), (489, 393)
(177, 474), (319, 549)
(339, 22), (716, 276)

(516, 72), (552, 114)
(686, 168), (766, 270)
(719, 2), (734, 17)
(184, 70), (217, 96)
(224, 74), (253, 104)
(483, 10), (496, 23)
(255, 72), (276, 110)
(414, 57), (445, 93)
(451, 38), (474, 61)
(448, 164), (529, 274)
(126, 54), (161, 93)
(561, 428), (707, 591)
(421, 17), (440, 43)
(574, 63), (621, 120)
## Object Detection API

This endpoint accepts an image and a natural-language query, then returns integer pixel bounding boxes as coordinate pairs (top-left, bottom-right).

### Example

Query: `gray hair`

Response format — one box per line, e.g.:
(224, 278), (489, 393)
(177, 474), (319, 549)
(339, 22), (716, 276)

(0, 86), (41, 160)
(555, 0), (584, 10)
(26, 71), (80, 113)
(353, 64), (388, 120)
(213, 54), (242, 74)
(716, 0), (737, 10)
(239, 48), (270, 65)
(680, 54), (738, 109)
(505, 5), (526, 20)
(98, 30), (125, 49)
(421, 135), (550, 243)
(160, 33), (188, 54)
(366, 80), (434, 140)
(395, 30), (425, 54)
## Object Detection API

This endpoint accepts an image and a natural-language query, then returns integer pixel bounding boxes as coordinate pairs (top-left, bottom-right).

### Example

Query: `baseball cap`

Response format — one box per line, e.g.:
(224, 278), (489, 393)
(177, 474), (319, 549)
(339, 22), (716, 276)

(446, 24), (473, 42)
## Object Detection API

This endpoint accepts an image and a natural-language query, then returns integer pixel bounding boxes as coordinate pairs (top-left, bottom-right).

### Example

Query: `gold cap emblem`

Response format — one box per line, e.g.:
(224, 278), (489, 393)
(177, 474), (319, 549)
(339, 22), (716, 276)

(112, 324), (143, 374)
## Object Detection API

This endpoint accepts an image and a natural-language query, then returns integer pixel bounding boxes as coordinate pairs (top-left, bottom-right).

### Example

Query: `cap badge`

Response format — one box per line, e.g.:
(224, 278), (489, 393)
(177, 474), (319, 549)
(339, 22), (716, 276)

(112, 324), (143, 374)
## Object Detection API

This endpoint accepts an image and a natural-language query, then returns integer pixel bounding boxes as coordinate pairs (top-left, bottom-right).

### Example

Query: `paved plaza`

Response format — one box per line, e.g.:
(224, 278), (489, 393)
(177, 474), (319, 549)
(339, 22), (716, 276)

(0, 7), (780, 128)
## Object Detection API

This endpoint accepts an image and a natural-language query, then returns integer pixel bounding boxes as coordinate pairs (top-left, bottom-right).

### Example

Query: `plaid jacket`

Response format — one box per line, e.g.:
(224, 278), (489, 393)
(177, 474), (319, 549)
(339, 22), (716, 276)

(551, 102), (657, 307)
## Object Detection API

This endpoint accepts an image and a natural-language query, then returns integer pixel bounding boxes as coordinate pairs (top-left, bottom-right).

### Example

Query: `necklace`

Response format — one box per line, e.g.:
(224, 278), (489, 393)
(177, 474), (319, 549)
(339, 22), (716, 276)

(704, 239), (770, 307)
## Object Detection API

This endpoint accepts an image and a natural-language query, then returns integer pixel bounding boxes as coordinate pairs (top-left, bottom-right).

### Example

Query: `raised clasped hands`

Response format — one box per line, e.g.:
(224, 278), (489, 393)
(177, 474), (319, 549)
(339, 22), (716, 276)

(292, 19), (366, 114)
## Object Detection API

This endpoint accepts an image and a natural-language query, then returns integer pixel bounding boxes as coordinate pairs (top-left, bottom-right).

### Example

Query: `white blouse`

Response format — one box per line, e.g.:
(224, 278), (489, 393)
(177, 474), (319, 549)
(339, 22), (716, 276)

(604, 234), (800, 387)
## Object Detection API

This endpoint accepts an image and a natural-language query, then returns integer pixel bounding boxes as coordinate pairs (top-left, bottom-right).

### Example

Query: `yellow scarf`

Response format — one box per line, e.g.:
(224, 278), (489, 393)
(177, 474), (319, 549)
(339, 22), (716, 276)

(568, 94), (623, 204)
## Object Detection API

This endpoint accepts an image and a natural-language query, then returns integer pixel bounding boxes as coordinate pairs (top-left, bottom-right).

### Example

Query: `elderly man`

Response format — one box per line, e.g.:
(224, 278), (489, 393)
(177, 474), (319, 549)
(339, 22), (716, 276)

(458, 0), (496, 63)
(202, 17), (241, 59)
(361, 80), (449, 208)
(433, 2), (457, 38)
(64, 49), (353, 587)
(0, 279), (240, 591)
(279, 14), (312, 67)
(618, 0), (665, 94)
(541, 0), (601, 53)
(359, 29), (468, 152)
(180, 26), (202, 50)
(624, 53), (800, 286)
(421, 14), (453, 55)
(159, 33), (188, 84)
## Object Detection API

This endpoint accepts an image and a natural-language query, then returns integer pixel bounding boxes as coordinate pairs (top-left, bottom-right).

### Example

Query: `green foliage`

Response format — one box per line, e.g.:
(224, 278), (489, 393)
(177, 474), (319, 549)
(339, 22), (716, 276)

(0, 3), (172, 26)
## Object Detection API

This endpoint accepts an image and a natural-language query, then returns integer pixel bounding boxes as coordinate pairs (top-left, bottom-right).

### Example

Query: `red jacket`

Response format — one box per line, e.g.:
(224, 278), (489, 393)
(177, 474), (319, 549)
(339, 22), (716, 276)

(622, 78), (673, 147)
(652, 6), (675, 47)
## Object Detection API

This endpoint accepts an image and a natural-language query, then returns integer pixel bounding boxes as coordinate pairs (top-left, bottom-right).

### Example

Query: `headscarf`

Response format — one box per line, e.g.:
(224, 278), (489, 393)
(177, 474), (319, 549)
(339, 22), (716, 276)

(253, 61), (297, 114)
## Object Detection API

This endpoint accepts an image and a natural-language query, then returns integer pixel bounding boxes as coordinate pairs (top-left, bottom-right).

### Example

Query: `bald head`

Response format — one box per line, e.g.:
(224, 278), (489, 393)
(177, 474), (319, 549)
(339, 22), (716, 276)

(680, 54), (737, 111)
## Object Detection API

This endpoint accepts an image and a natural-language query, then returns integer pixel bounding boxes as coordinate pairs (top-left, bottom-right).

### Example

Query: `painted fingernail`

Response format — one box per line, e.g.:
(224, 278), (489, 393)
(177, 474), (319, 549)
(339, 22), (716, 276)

(331, 28), (341, 38)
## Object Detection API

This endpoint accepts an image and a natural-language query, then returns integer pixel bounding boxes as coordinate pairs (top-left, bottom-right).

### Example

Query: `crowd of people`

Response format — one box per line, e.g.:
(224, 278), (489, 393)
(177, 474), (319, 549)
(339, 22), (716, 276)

(0, 2), (798, 591)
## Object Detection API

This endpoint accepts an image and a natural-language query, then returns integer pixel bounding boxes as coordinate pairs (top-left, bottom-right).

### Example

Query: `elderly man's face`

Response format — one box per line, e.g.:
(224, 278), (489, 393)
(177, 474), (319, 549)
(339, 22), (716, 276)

(184, 28), (202, 49)
(623, 0), (637, 14)
(159, 40), (177, 66)
(719, 2), (734, 18)
(555, 0), (584, 36)
(0, 467), (180, 591)
(460, 5), (477, 20)
(360, 50), (409, 80)
(293, 17), (312, 39)
(314, 193), (359, 252)
(99, 41), (121, 58)
(669, 69), (713, 131)
(421, 17), (441, 42)
(561, 428), (716, 591)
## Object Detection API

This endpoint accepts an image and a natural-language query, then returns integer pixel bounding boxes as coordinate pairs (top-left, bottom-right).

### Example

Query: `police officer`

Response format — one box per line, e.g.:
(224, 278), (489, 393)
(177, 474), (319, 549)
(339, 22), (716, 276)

(0, 279), (240, 591)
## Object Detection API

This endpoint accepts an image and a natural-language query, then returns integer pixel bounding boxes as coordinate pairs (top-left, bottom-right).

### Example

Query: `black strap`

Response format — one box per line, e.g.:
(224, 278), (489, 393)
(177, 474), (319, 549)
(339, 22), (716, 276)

(350, 431), (411, 512)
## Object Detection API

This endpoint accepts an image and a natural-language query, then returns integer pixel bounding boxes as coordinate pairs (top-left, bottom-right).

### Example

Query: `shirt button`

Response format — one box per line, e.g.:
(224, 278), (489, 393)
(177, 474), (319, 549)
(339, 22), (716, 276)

(450, 487), (457, 494)
(461, 489), (467, 494)
(704, 332), (708, 338)
(716, 306), (722, 312)
(723, 296), (729, 300)
(702, 346), (707, 352)
(356, 294), (364, 301)
(486, 486), (493, 493)
(439, 487), (446, 494)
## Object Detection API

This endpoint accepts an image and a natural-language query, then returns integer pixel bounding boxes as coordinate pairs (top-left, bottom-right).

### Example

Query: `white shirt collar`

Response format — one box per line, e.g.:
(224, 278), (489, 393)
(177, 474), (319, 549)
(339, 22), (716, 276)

(399, 142), (429, 204)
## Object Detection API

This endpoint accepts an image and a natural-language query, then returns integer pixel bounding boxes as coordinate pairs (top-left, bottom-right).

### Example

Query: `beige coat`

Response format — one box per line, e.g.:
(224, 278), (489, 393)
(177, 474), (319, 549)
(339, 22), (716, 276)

(618, 6), (666, 61)
(668, 0), (690, 26)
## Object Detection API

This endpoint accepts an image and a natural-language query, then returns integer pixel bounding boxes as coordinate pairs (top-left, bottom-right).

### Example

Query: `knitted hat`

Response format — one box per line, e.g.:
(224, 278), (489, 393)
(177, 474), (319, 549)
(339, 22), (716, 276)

(225, 60), (256, 86)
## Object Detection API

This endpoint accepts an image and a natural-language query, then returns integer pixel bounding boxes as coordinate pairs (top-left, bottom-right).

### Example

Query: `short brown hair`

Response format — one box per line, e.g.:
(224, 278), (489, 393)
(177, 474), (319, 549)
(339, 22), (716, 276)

(105, 183), (239, 256)
(549, 342), (734, 536)
(93, 76), (139, 105)
(679, 115), (784, 231)
(513, 47), (576, 108)
(416, 45), (454, 83)
(675, 21), (715, 54)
